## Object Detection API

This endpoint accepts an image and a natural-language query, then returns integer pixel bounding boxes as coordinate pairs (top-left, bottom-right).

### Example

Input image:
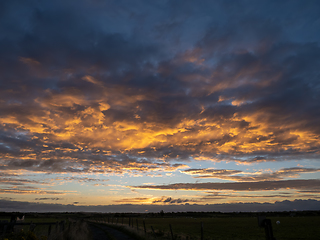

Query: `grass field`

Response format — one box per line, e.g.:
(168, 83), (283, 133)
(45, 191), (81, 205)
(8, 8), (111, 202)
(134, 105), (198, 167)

(2, 212), (320, 240)
(141, 216), (320, 240)
(0, 214), (68, 240)
(0, 215), (91, 240)
(94, 214), (320, 240)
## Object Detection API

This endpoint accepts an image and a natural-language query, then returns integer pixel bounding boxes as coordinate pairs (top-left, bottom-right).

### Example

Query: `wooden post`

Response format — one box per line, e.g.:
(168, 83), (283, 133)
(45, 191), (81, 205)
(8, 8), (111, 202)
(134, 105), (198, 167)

(7, 222), (15, 234)
(29, 222), (36, 232)
(143, 220), (146, 234)
(129, 217), (131, 227)
(151, 226), (156, 238)
(48, 225), (51, 236)
(200, 222), (203, 240)
(3, 225), (7, 236)
(263, 219), (275, 240)
(56, 221), (59, 232)
(122, 217), (124, 225)
(116, 218), (118, 224)
(258, 216), (276, 240)
(136, 219), (139, 231)
(61, 221), (65, 231)
(169, 224), (174, 240)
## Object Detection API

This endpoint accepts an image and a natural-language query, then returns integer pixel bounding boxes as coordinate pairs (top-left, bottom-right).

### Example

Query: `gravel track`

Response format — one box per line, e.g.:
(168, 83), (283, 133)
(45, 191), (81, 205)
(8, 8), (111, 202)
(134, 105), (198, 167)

(89, 223), (136, 240)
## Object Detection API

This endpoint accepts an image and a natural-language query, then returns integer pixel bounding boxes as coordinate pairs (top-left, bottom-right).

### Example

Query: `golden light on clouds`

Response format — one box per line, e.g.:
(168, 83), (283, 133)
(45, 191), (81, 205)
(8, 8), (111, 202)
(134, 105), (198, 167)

(1, 0), (320, 212)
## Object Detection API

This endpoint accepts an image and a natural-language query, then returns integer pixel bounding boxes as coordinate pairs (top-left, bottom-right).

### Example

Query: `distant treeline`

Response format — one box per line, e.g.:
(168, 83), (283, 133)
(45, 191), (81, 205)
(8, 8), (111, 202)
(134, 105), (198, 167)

(1, 210), (320, 219)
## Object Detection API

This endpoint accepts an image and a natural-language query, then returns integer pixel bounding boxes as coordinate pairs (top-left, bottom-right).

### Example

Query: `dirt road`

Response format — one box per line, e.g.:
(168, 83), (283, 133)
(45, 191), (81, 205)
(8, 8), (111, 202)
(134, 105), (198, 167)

(89, 223), (136, 240)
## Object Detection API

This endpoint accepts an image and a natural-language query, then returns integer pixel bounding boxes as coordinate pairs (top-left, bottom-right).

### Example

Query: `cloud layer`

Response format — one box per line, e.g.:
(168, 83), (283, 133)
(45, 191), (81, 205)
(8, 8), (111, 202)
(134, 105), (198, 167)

(0, 0), (320, 211)
(1, 198), (320, 213)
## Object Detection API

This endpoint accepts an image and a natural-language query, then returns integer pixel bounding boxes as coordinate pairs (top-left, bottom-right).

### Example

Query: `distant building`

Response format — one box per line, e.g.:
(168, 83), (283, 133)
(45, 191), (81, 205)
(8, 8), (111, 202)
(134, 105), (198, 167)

(16, 214), (25, 222)
(10, 214), (25, 222)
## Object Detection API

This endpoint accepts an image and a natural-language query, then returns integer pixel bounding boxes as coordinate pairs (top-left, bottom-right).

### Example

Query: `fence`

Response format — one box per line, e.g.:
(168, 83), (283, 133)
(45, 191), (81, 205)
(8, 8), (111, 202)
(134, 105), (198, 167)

(0, 220), (66, 238)
(91, 218), (206, 240)
(91, 216), (277, 240)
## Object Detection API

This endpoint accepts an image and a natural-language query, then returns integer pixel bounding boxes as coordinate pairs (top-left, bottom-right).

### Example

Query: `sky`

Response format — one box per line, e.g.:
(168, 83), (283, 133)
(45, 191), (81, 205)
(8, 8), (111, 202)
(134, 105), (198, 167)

(1, 0), (320, 212)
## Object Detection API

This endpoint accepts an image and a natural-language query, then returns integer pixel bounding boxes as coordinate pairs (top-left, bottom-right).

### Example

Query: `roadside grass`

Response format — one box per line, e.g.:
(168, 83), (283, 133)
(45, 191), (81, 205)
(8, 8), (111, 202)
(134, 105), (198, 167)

(1, 220), (91, 240)
(57, 220), (91, 240)
(90, 221), (150, 240)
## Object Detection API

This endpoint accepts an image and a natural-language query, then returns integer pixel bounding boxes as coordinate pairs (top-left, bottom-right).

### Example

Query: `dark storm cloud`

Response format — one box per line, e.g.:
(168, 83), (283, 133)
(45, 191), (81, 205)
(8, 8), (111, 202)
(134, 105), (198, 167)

(0, 0), (320, 173)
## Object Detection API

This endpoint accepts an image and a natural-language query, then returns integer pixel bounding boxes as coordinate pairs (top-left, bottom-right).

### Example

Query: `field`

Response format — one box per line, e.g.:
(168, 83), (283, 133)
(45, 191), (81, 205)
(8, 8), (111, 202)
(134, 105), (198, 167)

(91, 212), (320, 240)
(0, 214), (63, 237)
(1, 211), (320, 240)
(0, 213), (91, 240)
(137, 216), (320, 240)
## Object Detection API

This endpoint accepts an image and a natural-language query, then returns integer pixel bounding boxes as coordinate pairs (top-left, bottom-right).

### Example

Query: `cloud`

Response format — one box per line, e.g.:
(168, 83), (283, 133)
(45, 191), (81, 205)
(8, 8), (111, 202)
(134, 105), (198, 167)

(0, 1), (319, 171)
(61, 177), (109, 183)
(0, 157), (187, 175)
(132, 179), (320, 191)
(152, 197), (198, 204)
(1, 199), (320, 212)
(182, 169), (242, 177)
(113, 197), (151, 204)
(113, 196), (200, 205)
(0, 186), (68, 195)
(35, 198), (62, 201)
(0, 177), (49, 186)
(181, 167), (320, 181)
(0, 0), (320, 209)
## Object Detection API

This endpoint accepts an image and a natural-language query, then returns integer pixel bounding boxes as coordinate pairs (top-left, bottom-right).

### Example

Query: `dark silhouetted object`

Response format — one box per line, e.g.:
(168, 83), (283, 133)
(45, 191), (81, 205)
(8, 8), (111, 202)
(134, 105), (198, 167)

(258, 216), (276, 240)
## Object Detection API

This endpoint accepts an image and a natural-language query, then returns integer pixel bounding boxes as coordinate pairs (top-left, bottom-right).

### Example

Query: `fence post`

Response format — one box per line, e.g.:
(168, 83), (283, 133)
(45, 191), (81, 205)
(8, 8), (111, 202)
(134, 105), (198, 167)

(200, 222), (203, 240)
(263, 219), (275, 240)
(169, 224), (174, 240)
(3, 225), (7, 236)
(258, 216), (276, 240)
(151, 226), (156, 238)
(48, 225), (51, 236)
(143, 220), (146, 234)
(122, 217), (124, 225)
(29, 222), (36, 232)
(136, 219), (139, 231)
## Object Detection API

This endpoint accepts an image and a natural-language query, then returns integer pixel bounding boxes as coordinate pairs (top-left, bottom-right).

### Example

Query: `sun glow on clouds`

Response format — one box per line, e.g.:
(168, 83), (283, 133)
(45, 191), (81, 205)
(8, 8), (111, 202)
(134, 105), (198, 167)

(1, 0), (320, 211)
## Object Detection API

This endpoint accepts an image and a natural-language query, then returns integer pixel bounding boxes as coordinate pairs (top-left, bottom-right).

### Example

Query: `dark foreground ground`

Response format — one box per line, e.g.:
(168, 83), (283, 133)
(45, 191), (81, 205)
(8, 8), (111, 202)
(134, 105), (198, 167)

(1, 211), (320, 240)
(89, 223), (135, 240)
